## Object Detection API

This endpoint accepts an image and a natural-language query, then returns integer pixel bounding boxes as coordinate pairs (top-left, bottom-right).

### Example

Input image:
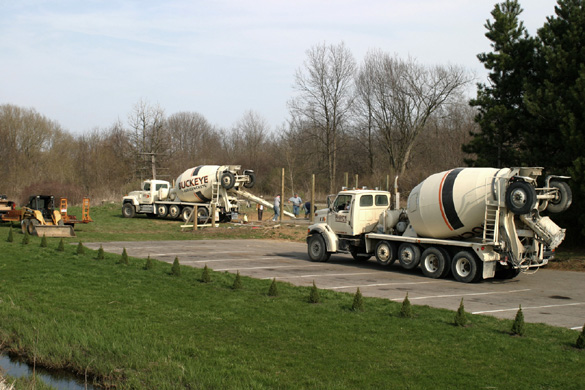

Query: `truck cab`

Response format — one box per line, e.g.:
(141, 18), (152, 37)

(122, 179), (171, 217)
(310, 189), (391, 259)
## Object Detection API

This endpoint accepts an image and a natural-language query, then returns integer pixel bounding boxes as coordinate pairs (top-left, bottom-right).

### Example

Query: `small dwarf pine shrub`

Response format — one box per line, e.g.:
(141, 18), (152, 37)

(57, 238), (65, 252)
(21, 229), (30, 245)
(232, 271), (243, 289)
(400, 293), (413, 318)
(7, 227), (14, 243)
(308, 280), (320, 304)
(144, 255), (153, 270)
(576, 323), (585, 349)
(119, 248), (129, 265)
(268, 278), (278, 297)
(352, 287), (364, 312)
(454, 298), (468, 327)
(201, 265), (211, 283)
(97, 245), (105, 260)
(511, 305), (525, 336)
(171, 257), (181, 276)
(76, 242), (85, 255)
(40, 234), (47, 248)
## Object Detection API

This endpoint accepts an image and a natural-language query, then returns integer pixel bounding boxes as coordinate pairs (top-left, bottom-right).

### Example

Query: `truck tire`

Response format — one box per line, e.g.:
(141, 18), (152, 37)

(122, 203), (136, 218)
(451, 251), (482, 283)
(398, 243), (421, 270)
(197, 207), (210, 223)
(157, 204), (168, 218)
(495, 265), (521, 280)
(243, 170), (256, 189)
(182, 207), (193, 222)
(375, 240), (397, 266)
(505, 181), (536, 215)
(307, 234), (331, 262)
(220, 171), (235, 190)
(169, 204), (181, 219)
(547, 180), (572, 214)
(421, 247), (451, 279)
(350, 249), (371, 262)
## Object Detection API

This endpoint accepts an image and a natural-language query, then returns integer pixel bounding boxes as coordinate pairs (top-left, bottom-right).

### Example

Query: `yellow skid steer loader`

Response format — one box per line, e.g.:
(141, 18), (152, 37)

(21, 195), (76, 237)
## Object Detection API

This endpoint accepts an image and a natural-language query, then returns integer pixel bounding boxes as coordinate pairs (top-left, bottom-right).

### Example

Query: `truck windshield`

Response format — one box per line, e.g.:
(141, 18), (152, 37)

(155, 184), (168, 190)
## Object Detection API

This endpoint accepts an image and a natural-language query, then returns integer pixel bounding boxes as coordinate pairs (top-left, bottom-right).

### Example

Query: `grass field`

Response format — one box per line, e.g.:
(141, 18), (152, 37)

(0, 204), (584, 389)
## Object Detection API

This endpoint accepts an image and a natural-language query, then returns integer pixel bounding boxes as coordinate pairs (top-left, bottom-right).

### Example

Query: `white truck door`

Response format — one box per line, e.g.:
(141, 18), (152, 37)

(328, 194), (353, 235)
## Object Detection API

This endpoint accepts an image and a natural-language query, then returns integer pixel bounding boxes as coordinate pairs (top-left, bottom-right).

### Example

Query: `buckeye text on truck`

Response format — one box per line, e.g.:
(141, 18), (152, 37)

(122, 165), (295, 223)
(307, 167), (571, 283)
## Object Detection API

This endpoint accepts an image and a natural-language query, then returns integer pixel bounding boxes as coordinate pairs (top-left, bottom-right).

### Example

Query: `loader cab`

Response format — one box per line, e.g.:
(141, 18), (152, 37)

(27, 195), (56, 221)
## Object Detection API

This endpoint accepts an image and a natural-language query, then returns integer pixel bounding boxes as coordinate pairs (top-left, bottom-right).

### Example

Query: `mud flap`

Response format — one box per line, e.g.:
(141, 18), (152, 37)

(34, 225), (76, 238)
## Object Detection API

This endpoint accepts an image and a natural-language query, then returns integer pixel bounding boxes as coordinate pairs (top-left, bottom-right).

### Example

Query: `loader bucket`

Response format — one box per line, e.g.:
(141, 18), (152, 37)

(34, 225), (76, 238)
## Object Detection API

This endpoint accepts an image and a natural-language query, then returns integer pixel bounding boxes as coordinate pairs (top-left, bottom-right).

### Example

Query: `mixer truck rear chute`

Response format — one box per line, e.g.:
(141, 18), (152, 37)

(122, 165), (296, 222)
(307, 167), (571, 283)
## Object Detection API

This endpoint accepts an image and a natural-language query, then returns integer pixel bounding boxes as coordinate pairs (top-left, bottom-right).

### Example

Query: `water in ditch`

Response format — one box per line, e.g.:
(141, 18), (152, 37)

(0, 353), (96, 390)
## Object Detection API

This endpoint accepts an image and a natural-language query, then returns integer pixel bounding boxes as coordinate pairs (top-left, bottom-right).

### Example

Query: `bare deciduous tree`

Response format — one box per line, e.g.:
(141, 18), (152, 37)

(357, 51), (470, 178)
(289, 42), (357, 193)
(127, 99), (167, 180)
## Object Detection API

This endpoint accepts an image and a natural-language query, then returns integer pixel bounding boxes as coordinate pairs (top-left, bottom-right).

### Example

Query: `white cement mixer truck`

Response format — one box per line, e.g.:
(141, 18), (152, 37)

(307, 167), (572, 282)
(122, 164), (296, 223)
(122, 165), (256, 223)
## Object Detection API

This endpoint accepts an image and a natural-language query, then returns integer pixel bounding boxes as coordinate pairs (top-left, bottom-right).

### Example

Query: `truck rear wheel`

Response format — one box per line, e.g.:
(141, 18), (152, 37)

(421, 247), (451, 279)
(451, 251), (482, 283)
(243, 170), (255, 189)
(505, 181), (536, 215)
(547, 180), (572, 213)
(398, 243), (421, 270)
(308, 234), (331, 262)
(375, 240), (397, 266)
(182, 207), (193, 222)
(122, 203), (135, 218)
(169, 205), (181, 219)
(221, 171), (235, 190)
(157, 204), (168, 218)
(197, 207), (210, 223)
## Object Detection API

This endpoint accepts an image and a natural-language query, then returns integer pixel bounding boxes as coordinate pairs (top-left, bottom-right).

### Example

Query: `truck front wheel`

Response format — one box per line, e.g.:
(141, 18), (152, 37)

(451, 251), (482, 283)
(122, 203), (136, 218)
(308, 234), (331, 262)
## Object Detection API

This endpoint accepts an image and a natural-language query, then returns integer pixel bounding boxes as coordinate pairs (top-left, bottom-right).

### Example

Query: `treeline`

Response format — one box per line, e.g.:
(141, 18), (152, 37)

(0, 45), (476, 205)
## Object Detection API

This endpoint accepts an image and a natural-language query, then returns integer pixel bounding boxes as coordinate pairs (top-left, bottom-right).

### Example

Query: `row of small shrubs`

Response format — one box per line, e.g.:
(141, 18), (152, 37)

(6, 226), (585, 349)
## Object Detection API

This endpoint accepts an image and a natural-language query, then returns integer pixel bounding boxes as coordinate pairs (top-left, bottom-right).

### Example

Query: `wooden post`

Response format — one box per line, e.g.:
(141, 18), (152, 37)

(211, 204), (216, 227)
(386, 175), (390, 192)
(280, 168), (285, 222)
(310, 174), (315, 223)
(355, 174), (359, 189)
(344, 172), (349, 189)
(192, 207), (198, 231)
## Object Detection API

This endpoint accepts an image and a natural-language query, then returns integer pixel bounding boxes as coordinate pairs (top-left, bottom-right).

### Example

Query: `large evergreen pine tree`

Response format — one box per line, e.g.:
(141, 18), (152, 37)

(464, 0), (536, 167)
(526, 0), (585, 237)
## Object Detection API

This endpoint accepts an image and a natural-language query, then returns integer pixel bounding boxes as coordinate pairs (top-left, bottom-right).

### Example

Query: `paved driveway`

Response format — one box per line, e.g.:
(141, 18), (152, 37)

(85, 239), (585, 330)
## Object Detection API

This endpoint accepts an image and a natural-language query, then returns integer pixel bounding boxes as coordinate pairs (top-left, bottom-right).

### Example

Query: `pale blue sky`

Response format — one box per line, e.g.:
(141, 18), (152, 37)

(0, 0), (558, 134)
